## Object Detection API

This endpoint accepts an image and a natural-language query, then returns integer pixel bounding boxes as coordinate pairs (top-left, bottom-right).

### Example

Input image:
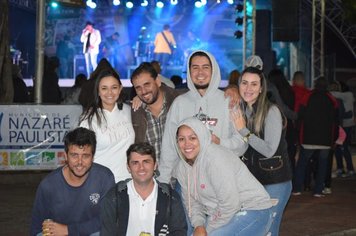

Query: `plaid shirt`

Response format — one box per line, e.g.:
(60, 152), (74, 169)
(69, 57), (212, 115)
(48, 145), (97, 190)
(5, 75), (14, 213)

(144, 96), (168, 160)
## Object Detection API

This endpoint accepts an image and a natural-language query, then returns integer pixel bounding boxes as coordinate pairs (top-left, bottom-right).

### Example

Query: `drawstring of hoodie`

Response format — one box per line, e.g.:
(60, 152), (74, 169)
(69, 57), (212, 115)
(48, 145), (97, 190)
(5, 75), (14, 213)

(187, 164), (198, 218)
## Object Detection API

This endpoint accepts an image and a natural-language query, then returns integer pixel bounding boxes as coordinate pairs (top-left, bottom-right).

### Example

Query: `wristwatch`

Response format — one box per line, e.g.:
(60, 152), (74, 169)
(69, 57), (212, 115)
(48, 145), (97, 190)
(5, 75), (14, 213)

(243, 132), (252, 143)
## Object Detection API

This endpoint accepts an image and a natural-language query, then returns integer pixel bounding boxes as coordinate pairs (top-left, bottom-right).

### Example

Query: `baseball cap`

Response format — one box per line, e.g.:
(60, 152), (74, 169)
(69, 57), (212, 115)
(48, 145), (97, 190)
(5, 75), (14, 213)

(245, 55), (263, 71)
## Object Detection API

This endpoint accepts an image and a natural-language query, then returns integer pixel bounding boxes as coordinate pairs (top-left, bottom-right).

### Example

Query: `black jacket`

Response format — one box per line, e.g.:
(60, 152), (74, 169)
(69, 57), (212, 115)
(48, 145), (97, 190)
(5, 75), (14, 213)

(100, 179), (187, 236)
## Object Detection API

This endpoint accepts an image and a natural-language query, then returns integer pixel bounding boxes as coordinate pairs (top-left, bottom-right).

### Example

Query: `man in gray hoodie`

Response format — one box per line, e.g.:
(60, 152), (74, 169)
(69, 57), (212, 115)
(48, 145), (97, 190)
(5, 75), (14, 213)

(158, 50), (247, 184)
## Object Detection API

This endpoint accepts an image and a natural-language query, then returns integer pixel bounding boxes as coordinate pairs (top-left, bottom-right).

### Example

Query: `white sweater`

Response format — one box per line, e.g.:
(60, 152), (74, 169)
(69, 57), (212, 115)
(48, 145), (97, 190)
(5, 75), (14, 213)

(80, 104), (135, 182)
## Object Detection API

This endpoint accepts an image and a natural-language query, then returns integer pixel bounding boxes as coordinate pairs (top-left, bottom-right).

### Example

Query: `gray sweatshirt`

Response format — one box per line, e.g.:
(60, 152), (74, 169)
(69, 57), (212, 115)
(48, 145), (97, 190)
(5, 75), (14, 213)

(158, 50), (247, 183)
(174, 117), (272, 233)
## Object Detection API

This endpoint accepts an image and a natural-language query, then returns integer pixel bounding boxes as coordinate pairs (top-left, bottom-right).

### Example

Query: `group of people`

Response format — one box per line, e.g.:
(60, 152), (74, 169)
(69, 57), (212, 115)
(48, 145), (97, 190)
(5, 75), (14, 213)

(31, 49), (312, 236)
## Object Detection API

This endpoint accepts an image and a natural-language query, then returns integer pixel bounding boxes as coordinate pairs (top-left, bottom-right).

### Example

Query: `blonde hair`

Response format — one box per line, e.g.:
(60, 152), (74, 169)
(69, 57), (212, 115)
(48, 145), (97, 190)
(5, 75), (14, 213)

(239, 67), (272, 135)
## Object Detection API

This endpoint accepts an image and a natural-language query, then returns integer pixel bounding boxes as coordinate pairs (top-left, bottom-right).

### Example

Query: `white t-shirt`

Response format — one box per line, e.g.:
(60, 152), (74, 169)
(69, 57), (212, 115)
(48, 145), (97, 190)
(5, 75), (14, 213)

(126, 179), (158, 236)
(80, 104), (135, 182)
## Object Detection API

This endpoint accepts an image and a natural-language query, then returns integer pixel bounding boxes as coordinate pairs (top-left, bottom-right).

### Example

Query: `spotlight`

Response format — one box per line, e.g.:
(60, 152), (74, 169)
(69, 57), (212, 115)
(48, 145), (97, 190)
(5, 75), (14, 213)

(235, 17), (243, 25)
(234, 30), (243, 39)
(156, 1), (164, 8)
(86, 0), (97, 9)
(113, 0), (120, 6)
(195, 1), (202, 8)
(141, 0), (148, 6)
(50, 1), (59, 8)
(201, 0), (207, 6)
(235, 3), (243, 12)
(227, 0), (234, 4)
(170, 0), (178, 5)
(126, 1), (133, 8)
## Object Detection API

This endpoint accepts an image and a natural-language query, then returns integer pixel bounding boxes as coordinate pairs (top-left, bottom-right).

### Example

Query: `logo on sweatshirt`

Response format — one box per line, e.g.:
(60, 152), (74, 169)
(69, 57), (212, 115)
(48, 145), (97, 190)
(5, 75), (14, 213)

(89, 193), (100, 204)
(194, 108), (218, 128)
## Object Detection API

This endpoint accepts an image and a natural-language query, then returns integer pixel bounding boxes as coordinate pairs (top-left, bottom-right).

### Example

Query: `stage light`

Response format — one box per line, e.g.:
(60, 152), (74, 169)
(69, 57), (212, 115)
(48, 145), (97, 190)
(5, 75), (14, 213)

(126, 1), (133, 8)
(156, 1), (164, 8)
(234, 30), (243, 39)
(227, 0), (234, 4)
(50, 1), (59, 8)
(141, 0), (148, 6)
(194, 1), (202, 8)
(113, 0), (120, 6)
(235, 3), (243, 12)
(235, 17), (243, 25)
(201, 0), (207, 6)
(170, 0), (178, 5)
(86, 0), (97, 9)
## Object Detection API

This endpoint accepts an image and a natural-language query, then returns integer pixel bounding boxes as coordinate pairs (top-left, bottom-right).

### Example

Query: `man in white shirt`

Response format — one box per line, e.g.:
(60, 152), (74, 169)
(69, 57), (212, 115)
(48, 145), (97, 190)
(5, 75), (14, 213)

(80, 21), (101, 76)
(100, 142), (187, 236)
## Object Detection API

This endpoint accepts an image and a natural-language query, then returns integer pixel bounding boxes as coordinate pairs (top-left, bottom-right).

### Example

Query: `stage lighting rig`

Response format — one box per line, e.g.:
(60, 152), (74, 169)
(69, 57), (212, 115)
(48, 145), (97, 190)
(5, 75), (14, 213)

(113, 0), (120, 6)
(170, 0), (178, 5)
(234, 30), (243, 39)
(126, 1), (133, 8)
(86, 0), (97, 9)
(235, 3), (243, 12)
(235, 17), (243, 25)
(141, 0), (148, 7)
(156, 1), (164, 8)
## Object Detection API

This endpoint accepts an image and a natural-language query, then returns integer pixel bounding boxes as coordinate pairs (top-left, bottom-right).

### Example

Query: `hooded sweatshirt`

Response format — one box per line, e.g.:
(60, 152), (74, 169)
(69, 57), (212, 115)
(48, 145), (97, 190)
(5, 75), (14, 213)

(158, 50), (247, 183)
(174, 117), (272, 233)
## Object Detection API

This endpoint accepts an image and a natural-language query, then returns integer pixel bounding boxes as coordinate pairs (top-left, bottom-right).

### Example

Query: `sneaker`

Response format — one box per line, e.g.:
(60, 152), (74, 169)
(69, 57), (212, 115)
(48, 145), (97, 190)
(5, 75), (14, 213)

(332, 169), (345, 178)
(313, 194), (326, 198)
(342, 170), (355, 178)
(322, 188), (332, 194)
(292, 192), (301, 196)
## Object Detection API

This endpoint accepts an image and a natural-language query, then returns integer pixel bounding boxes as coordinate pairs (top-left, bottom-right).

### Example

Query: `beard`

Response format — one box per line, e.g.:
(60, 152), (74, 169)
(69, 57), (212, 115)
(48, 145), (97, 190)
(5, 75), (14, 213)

(69, 164), (92, 178)
(194, 83), (209, 90)
(141, 91), (159, 105)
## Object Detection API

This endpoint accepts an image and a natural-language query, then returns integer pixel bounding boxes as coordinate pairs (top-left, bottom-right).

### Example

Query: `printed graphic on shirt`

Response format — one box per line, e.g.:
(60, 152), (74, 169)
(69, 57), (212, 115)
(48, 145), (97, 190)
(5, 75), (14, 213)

(194, 108), (218, 130)
(89, 193), (100, 204)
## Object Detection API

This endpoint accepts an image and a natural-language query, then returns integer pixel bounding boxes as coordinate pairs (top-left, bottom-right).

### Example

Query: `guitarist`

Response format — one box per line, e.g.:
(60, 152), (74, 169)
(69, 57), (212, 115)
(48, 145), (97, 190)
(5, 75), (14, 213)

(102, 32), (121, 70)
(153, 24), (176, 73)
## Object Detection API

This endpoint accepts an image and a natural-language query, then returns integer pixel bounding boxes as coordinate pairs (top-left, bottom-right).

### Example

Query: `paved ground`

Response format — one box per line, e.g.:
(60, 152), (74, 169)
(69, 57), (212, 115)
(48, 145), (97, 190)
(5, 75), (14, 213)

(1, 173), (356, 236)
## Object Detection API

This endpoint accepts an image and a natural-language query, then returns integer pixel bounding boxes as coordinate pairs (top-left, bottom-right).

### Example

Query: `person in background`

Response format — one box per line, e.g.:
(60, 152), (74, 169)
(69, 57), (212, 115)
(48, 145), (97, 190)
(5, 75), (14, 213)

(231, 61), (293, 236)
(135, 26), (152, 66)
(170, 75), (187, 89)
(227, 69), (240, 86)
(175, 117), (272, 236)
(62, 73), (87, 105)
(80, 21), (101, 77)
(100, 142), (187, 236)
(153, 24), (176, 73)
(268, 69), (297, 172)
(78, 69), (135, 183)
(151, 60), (175, 88)
(12, 64), (28, 103)
(30, 127), (115, 236)
(293, 77), (339, 198)
(329, 81), (355, 178)
(42, 56), (62, 104)
(102, 32), (120, 71)
(292, 71), (310, 112)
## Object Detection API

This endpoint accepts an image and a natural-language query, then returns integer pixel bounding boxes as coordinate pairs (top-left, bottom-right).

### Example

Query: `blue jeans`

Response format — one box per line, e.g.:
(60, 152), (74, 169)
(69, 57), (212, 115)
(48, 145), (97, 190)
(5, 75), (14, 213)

(294, 148), (330, 194)
(264, 181), (292, 236)
(175, 182), (194, 236)
(209, 209), (272, 236)
(335, 127), (355, 171)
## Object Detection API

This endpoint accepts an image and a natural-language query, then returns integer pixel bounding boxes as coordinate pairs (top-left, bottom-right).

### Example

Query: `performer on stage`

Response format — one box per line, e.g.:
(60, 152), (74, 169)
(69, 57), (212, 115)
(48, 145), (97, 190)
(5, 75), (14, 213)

(153, 24), (176, 72)
(102, 32), (120, 70)
(134, 26), (152, 66)
(80, 21), (101, 77)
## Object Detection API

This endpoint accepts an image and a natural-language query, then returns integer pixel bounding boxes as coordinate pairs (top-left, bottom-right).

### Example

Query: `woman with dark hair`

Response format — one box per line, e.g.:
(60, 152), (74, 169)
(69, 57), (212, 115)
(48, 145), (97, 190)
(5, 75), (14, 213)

(268, 69), (298, 172)
(79, 70), (135, 183)
(231, 65), (293, 236)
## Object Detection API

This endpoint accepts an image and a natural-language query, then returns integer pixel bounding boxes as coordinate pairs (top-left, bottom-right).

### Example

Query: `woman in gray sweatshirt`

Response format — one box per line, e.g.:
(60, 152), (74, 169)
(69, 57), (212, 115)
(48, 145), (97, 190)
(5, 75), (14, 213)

(174, 117), (272, 236)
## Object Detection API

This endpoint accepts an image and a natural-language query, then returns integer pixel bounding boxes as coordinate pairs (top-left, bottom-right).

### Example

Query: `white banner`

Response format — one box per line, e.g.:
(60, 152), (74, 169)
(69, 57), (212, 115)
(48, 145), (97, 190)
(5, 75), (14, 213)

(0, 105), (82, 170)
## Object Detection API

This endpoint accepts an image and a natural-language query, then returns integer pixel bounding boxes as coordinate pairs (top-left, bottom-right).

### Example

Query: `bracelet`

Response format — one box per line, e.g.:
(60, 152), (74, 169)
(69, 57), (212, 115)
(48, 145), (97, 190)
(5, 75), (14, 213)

(243, 132), (252, 143)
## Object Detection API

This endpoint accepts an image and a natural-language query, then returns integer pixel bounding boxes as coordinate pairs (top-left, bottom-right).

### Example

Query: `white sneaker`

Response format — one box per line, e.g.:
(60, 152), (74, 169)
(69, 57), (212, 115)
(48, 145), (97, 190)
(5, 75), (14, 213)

(322, 188), (332, 194)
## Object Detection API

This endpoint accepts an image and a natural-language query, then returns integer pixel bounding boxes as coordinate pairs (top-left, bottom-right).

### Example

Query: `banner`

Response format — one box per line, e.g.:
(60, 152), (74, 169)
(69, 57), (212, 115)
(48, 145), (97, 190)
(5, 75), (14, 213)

(0, 105), (82, 170)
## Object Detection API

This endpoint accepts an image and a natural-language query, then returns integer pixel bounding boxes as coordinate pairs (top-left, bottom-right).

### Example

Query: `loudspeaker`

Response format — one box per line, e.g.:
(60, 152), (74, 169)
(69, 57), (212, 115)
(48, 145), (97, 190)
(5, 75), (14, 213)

(73, 55), (86, 78)
(256, 10), (272, 51)
(272, 0), (300, 42)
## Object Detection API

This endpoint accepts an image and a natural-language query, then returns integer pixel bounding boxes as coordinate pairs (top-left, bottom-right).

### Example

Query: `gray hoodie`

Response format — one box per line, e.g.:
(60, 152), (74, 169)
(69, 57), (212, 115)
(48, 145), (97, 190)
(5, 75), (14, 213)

(174, 117), (272, 233)
(158, 50), (247, 183)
